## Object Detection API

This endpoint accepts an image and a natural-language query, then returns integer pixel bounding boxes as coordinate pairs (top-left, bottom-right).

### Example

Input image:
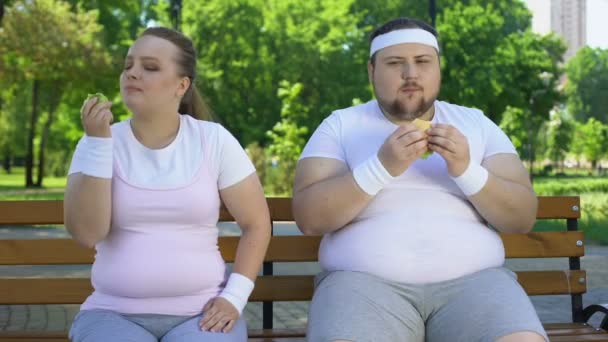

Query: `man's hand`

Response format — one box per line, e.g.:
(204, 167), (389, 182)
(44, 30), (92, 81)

(199, 297), (239, 333)
(428, 124), (470, 177)
(378, 124), (428, 176)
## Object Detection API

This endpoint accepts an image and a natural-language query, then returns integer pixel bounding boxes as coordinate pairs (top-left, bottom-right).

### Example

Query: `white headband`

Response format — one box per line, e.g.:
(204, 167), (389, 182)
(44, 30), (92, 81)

(370, 28), (439, 57)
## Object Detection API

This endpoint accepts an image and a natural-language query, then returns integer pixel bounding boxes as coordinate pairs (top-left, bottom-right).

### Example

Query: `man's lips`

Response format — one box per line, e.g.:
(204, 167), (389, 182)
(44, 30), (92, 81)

(401, 86), (422, 92)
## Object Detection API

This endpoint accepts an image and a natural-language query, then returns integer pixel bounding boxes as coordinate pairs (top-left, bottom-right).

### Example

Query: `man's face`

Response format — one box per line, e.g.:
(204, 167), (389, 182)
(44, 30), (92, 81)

(368, 42), (441, 121)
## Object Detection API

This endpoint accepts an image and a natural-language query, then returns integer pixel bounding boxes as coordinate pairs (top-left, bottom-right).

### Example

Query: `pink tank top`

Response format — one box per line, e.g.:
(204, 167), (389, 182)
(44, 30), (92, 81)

(80, 124), (226, 316)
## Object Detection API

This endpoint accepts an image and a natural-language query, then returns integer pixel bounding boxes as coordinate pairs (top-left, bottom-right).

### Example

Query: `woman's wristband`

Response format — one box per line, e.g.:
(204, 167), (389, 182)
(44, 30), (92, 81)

(218, 273), (254, 315)
(68, 136), (113, 179)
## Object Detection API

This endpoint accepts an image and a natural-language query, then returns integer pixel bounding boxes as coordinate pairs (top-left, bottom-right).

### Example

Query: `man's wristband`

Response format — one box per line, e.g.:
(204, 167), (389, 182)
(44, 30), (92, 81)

(451, 162), (489, 196)
(352, 154), (395, 196)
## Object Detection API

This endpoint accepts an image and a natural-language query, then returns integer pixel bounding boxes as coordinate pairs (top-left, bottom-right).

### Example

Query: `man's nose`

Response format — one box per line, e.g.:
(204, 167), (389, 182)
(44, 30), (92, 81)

(401, 63), (418, 79)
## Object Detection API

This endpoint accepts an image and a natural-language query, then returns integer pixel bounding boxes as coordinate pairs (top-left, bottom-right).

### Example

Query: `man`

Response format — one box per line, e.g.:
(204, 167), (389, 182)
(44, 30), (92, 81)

(292, 17), (546, 342)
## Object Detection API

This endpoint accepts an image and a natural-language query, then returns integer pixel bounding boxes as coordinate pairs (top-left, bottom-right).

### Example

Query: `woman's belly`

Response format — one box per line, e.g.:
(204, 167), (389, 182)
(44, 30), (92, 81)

(92, 229), (225, 298)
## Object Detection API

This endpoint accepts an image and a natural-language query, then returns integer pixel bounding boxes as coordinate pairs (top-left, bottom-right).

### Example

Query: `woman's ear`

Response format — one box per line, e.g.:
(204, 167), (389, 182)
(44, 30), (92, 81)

(177, 77), (191, 98)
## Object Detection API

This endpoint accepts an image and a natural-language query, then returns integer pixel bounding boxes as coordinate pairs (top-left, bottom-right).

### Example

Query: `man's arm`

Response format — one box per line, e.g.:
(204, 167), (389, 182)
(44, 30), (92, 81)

(292, 157), (372, 235)
(470, 153), (538, 233)
(294, 124), (428, 235)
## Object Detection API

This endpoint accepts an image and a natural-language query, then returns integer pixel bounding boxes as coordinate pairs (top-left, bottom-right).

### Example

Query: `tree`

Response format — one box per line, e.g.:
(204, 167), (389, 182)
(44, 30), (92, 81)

(545, 109), (574, 172)
(265, 81), (308, 196)
(499, 106), (527, 156)
(565, 47), (608, 124)
(438, 2), (564, 124)
(181, 0), (372, 145)
(0, 0), (110, 186)
(575, 118), (607, 170)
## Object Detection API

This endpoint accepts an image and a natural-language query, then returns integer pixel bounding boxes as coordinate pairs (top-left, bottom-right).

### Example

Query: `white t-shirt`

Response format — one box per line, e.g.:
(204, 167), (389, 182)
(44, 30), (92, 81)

(300, 99), (517, 284)
(69, 114), (254, 190)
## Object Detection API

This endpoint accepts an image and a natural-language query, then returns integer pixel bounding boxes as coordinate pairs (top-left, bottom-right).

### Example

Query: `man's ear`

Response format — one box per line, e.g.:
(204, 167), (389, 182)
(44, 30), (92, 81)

(367, 61), (374, 84)
(177, 77), (191, 98)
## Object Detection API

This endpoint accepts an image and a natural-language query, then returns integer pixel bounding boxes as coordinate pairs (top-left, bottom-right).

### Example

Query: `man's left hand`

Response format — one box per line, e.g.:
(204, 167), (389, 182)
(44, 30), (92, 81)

(427, 124), (470, 177)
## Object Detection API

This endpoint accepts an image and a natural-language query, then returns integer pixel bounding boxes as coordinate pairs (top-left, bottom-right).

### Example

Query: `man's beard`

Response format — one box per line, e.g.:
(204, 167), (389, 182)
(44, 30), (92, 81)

(377, 91), (436, 121)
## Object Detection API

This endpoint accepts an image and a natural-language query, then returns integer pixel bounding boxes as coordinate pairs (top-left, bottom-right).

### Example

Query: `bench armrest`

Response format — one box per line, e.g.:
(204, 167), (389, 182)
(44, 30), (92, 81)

(583, 304), (608, 330)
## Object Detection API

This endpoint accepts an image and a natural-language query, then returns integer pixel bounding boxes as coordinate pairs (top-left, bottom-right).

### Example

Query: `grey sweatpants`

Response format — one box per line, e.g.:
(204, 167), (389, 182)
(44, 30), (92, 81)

(307, 267), (548, 342)
(69, 309), (247, 341)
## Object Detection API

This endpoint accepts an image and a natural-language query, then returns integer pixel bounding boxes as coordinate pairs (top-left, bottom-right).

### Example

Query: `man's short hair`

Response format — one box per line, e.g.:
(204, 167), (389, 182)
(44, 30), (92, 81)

(369, 17), (438, 65)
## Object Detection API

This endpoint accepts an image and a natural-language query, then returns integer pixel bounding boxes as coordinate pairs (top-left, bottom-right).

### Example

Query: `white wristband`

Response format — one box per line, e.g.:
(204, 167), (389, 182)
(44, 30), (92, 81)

(69, 136), (113, 179)
(352, 154), (395, 196)
(218, 273), (254, 315)
(451, 162), (489, 196)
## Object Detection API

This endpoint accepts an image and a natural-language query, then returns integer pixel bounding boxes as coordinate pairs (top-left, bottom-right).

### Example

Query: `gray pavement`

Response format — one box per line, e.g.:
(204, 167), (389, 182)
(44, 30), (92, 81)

(1, 224), (607, 332)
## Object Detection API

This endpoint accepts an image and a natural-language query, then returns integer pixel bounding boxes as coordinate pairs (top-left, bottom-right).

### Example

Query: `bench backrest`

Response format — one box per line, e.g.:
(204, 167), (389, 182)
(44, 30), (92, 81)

(0, 196), (584, 328)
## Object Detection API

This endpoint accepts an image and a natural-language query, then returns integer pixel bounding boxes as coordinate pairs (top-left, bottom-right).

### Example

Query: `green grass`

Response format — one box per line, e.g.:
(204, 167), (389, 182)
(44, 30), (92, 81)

(0, 167), (66, 200)
(533, 176), (608, 195)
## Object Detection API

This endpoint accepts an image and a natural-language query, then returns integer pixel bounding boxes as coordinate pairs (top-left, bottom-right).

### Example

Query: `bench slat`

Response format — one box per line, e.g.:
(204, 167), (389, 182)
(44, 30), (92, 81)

(0, 270), (586, 304)
(537, 196), (581, 219)
(0, 231), (585, 265)
(0, 197), (581, 226)
(502, 231), (585, 258)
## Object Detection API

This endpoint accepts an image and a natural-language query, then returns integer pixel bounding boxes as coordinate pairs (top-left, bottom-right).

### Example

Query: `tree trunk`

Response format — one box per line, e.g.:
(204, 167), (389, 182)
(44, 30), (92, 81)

(36, 83), (60, 187)
(0, 1), (5, 25)
(25, 79), (40, 187)
(527, 123), (534, 183)
(2, 146), (11, 174)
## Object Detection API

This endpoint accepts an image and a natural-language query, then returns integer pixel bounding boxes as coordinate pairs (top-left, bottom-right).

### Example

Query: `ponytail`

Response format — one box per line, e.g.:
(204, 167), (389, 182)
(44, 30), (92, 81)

(179, 85), (215, 122)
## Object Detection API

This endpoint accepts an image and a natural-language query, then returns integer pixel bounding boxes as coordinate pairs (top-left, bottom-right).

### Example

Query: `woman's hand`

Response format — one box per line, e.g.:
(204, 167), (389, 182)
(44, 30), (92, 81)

(80, 96), (113, 137)
(199, 297), (240, 333)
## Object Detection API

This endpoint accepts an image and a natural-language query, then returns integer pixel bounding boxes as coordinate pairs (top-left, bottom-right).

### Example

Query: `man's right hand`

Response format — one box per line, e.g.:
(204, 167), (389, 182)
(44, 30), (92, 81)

(80, 97), (113, 138)
(377, 124), (428, 177)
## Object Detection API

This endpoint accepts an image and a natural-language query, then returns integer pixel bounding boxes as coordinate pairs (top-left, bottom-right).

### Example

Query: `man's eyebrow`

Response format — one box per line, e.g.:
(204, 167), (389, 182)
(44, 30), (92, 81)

(382, 54), (434, 61)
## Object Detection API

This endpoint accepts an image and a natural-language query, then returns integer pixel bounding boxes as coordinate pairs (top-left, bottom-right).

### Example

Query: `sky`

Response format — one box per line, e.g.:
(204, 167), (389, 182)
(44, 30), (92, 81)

(523, 0), (608, 49)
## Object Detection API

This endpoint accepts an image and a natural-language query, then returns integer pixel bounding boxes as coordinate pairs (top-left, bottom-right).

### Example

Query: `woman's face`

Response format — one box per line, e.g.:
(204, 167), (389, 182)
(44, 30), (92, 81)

(120, 35), (189, 115)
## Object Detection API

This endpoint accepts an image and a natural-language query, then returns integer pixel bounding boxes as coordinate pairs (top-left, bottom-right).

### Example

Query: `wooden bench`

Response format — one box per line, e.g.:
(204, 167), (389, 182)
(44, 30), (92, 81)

(0, 196), (607, 341)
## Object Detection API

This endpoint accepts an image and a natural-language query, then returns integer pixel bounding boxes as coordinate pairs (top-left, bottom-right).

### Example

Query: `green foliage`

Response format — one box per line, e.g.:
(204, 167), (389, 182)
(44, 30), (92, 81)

(264, 81), (309, 196)
(438, 2), (564, 123)
(565, 47), (608, 124)
(567, 118), (608, 167)
(182, 0), (369, 145)
(0, 0), (113, 185)
(499, 106), (527, 157)
(545, 109), (574, 168)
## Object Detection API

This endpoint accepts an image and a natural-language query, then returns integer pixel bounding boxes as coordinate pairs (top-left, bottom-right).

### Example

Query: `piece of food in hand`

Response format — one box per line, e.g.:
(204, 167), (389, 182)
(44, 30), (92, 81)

(413, 118), (432, 159)
(86, 92), (108, 103)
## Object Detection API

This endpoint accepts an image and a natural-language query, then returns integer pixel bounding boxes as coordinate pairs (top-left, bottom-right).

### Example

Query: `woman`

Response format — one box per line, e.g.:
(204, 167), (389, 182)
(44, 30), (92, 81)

(64, 27), (270, 342)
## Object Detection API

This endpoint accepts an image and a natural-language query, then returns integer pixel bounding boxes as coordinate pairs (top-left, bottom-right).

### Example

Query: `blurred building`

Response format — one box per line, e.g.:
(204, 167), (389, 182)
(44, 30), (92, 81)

(551, 0), (586, 61)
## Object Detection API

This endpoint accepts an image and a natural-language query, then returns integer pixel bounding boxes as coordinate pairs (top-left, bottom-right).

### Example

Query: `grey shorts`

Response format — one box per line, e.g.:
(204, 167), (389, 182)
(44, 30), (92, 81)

(307, 267), (548, 342)
(69, 309), (247, 341)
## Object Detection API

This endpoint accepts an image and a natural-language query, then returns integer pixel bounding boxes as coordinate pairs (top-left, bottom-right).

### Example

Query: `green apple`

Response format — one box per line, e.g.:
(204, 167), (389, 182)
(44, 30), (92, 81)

(86, 92), (108, 103)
